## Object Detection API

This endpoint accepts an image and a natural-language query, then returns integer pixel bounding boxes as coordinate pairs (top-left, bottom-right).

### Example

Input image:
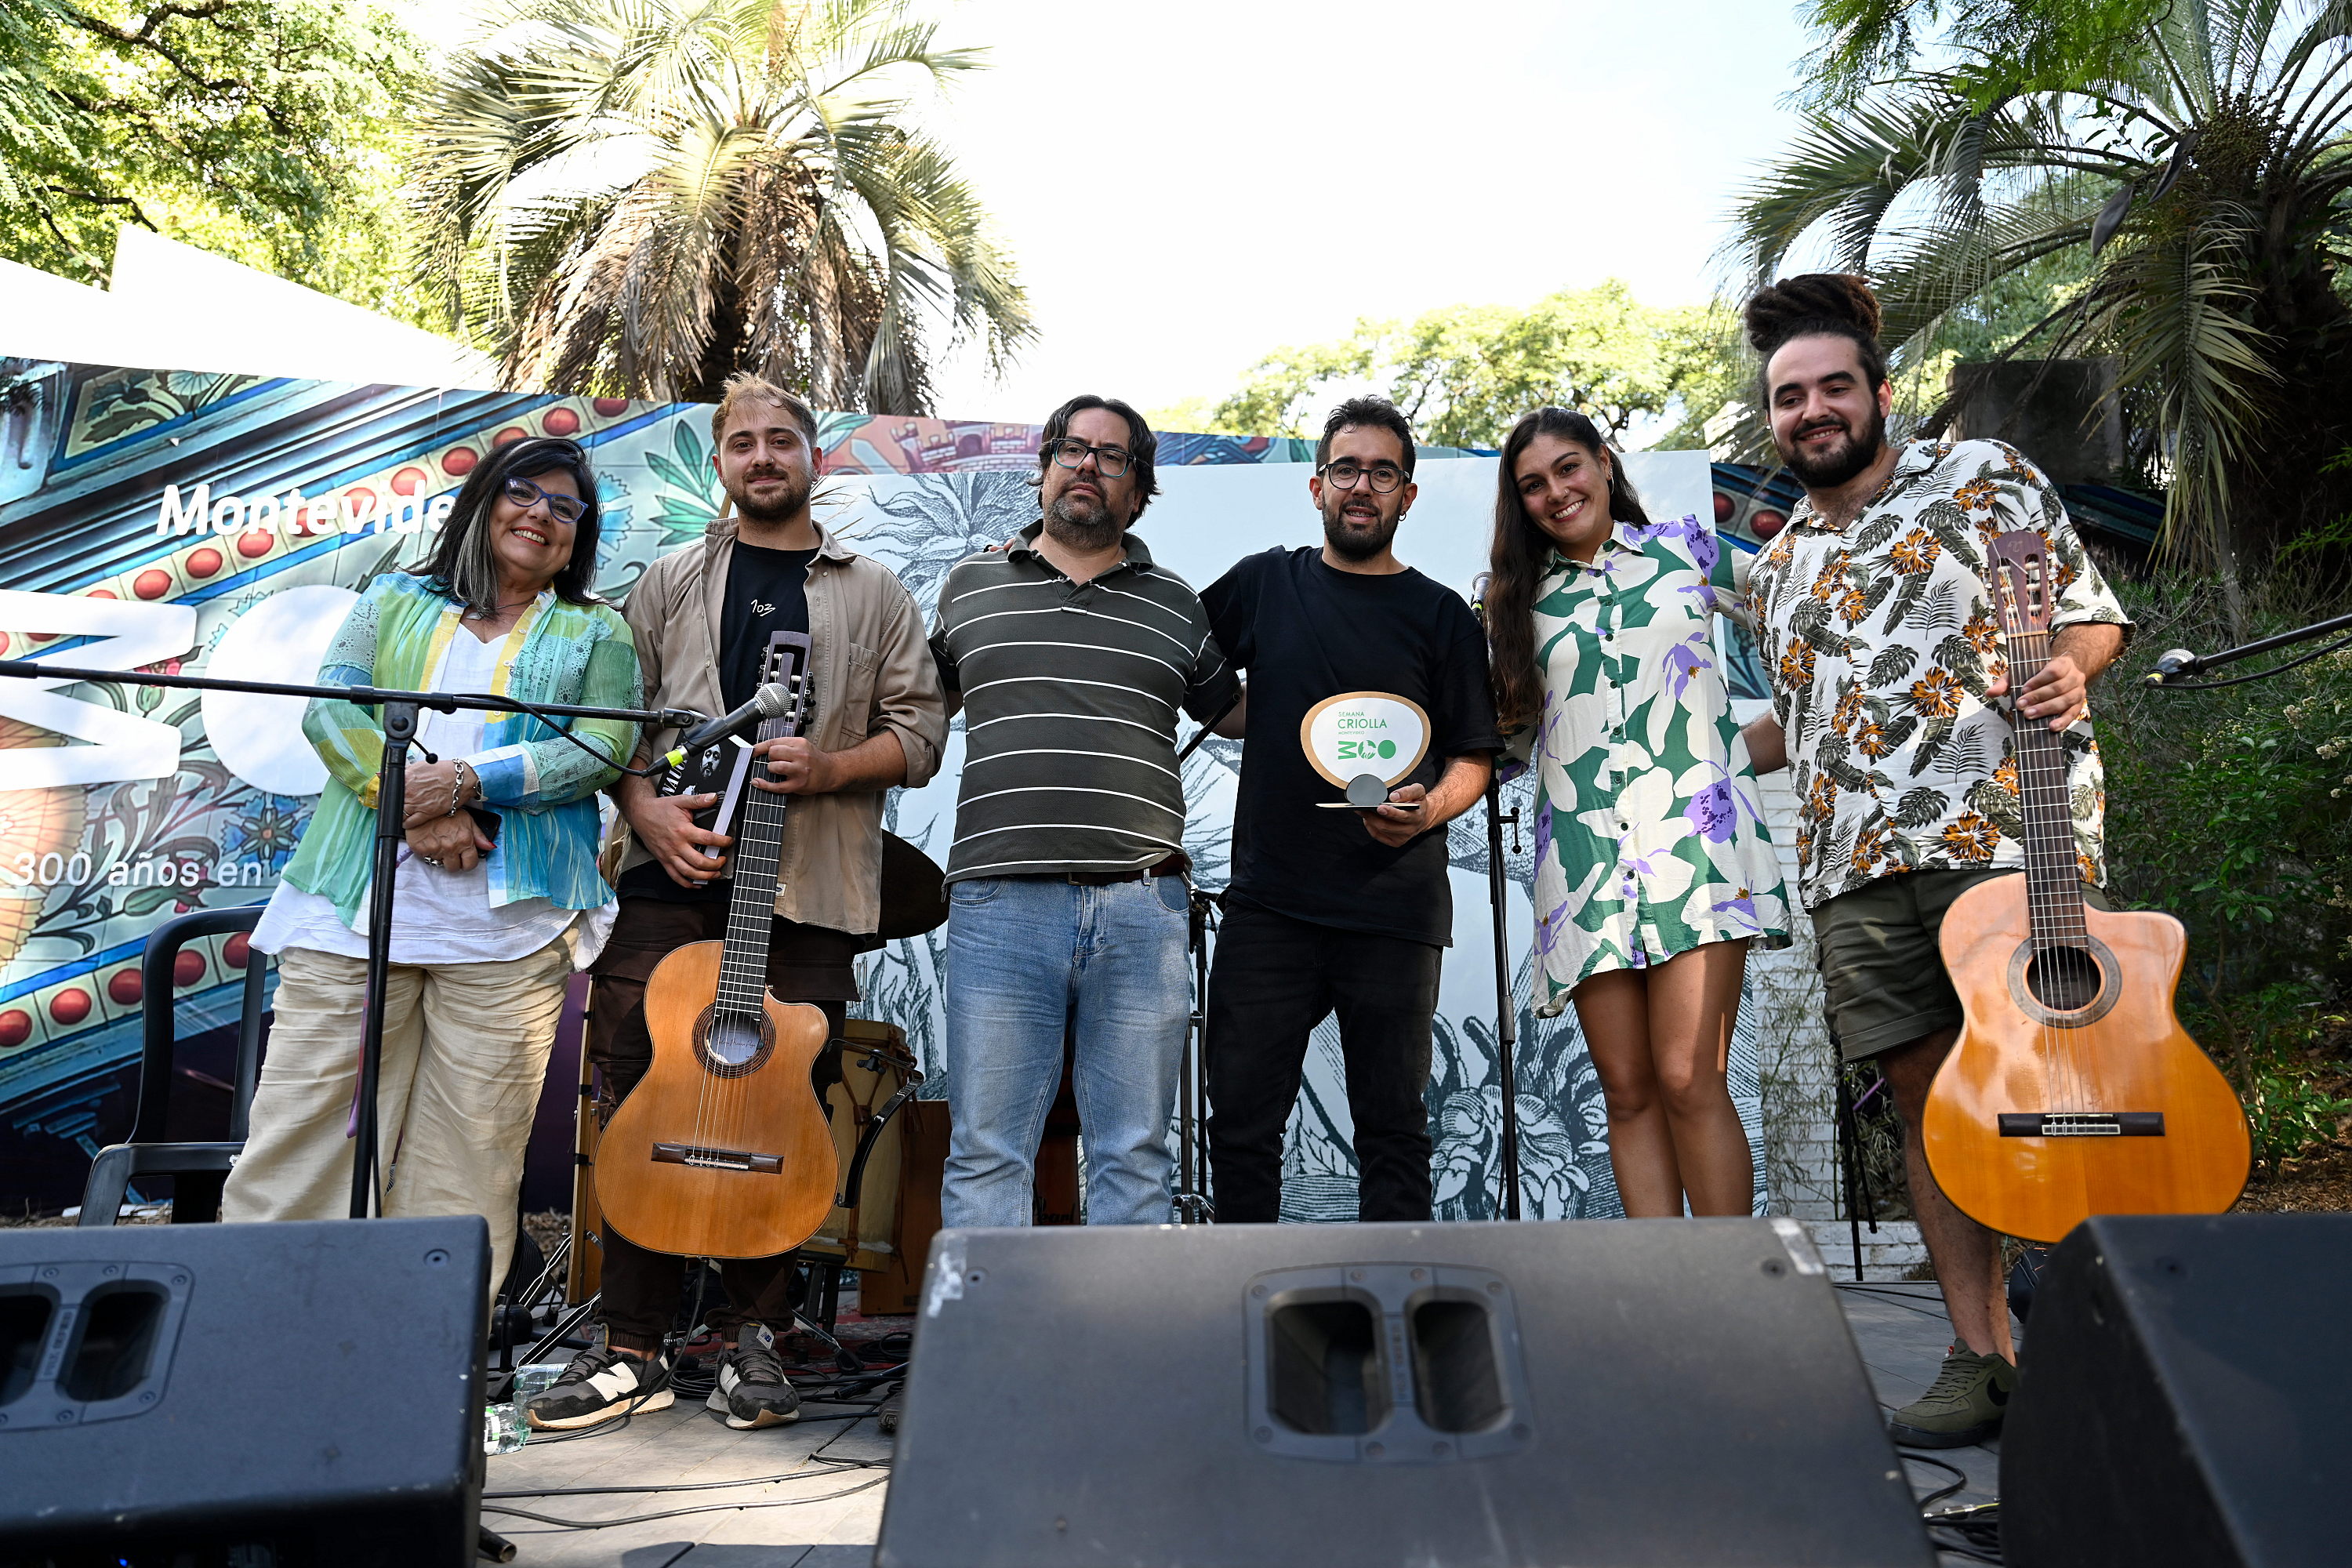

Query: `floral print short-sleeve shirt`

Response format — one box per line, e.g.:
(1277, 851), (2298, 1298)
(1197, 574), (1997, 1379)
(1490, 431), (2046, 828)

(1749, 438), (2132, 911)
(1526, 513), (1790, 1017)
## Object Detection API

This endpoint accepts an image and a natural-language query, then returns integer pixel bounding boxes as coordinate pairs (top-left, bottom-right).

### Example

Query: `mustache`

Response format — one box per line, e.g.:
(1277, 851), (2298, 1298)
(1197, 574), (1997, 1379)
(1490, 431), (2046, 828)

(1794, 416), (1851, 441)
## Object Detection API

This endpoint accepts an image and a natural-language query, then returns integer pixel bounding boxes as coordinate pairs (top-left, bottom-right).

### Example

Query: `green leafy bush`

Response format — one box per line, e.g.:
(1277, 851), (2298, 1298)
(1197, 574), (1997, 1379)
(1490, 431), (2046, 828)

(2098, 572), (2352, 1169)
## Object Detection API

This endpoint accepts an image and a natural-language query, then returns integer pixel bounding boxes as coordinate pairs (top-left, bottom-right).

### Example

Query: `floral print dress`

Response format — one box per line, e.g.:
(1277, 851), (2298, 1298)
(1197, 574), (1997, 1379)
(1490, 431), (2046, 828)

(1526, 514), (1788, 1018)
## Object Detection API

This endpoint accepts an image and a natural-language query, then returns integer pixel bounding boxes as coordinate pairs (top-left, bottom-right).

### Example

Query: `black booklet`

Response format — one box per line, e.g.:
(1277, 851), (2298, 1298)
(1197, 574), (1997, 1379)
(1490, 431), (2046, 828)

(656, 733), (755, 837)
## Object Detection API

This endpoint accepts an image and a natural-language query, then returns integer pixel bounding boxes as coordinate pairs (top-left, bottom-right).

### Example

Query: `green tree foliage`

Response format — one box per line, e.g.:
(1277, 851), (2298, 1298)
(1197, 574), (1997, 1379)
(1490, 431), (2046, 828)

(1201, 282), (1733, 451)
(1735, 0), (2352, 590)
(0, 1), (421, 311)
(1795, 0), (2174, 108)
(408, 0), (1033, 410)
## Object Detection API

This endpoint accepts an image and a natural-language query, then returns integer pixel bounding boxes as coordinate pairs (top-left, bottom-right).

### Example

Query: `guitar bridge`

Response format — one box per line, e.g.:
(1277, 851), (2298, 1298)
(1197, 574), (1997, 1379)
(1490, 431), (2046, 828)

(1996, 1112), (2165, 1138)
(652, 1141), (782, 1173)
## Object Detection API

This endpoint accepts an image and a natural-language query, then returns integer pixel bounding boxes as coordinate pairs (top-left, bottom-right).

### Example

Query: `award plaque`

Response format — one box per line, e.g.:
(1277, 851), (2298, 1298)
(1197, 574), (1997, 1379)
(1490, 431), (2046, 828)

(1300, 691), (1431, 809)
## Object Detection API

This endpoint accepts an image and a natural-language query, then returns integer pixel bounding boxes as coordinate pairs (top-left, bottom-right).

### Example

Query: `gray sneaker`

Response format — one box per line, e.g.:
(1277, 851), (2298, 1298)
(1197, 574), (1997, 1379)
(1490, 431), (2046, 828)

(525, 1341), (673, 1431)
(1888, 1345), (2014, 1448)
(710, 1323), (801, 1430)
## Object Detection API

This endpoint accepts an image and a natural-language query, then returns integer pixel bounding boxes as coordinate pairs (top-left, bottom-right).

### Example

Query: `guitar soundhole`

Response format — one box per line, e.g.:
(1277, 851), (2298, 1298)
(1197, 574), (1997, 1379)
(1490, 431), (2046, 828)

(2006, 935), (2120, 1027)
(2025, 945), (2103, 1013)
(693, 1006), (775, 1079)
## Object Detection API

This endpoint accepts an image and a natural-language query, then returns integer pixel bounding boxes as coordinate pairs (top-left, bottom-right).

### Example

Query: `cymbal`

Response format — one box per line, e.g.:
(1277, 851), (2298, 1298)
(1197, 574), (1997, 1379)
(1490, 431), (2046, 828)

(877, 829), (948, 940)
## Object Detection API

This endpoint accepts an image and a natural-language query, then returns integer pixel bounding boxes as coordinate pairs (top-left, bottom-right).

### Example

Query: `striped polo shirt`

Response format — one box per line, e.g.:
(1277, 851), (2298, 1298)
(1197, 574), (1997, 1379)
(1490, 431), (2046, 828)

(928, 522), (1238, 882)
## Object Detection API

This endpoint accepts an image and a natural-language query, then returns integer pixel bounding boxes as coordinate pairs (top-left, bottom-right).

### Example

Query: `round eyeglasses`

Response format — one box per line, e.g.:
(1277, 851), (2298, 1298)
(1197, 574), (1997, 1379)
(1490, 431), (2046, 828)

(1319, 459), (1406, 494)
(1044, 438), (1135, 479)
(503, 474), (586, 524)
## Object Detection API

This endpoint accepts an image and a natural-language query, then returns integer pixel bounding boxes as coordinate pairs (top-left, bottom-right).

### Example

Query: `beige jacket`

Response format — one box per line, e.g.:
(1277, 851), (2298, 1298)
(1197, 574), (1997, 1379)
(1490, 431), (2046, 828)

(612, 518), (947, 936)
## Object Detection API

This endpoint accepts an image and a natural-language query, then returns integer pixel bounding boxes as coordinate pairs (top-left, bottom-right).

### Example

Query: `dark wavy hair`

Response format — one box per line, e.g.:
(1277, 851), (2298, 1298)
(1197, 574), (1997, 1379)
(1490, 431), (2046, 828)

(1033, 394), (1160, 521)
(1741, 272), (1888, 398)
(415, 435), (604, 615)
(1317, 394), (1417, 477)
(1482, 407), (1652, 734)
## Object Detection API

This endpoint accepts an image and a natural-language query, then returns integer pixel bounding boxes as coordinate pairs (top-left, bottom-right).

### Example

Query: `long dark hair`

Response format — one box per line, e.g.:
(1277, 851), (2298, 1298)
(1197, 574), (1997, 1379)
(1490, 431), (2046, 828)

(1483, 407), (1652, 734)
(416, 435), (604, 615)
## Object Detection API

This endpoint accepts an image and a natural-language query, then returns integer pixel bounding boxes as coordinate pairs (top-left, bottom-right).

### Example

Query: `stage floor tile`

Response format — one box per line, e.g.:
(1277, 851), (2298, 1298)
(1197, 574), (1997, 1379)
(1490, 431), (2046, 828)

(481, 1279), (1997, 1566)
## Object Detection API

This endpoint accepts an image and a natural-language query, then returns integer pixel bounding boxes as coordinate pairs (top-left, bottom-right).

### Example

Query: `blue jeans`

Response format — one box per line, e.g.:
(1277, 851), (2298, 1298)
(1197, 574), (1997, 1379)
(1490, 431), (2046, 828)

(941, 875), (1191, 1228)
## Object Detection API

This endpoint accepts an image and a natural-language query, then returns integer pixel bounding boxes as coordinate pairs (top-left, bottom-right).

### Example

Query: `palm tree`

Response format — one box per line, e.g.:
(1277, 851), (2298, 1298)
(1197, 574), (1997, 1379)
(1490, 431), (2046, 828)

(1729, 0), (2352, 592)
(408, 0), (1033, 411)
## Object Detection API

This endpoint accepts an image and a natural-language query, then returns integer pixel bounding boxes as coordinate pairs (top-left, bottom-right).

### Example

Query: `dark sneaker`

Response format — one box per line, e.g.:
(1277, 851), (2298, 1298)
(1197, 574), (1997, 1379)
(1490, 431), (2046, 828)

(525, 1342), (673, 1431)
(710, 1323), (800, 1430)
(1889, 1345), (2015, 1448)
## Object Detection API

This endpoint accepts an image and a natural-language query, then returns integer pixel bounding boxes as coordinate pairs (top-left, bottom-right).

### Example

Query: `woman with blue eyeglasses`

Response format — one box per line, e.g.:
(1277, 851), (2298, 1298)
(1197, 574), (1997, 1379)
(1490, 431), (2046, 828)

(224, 437), (641, 1303)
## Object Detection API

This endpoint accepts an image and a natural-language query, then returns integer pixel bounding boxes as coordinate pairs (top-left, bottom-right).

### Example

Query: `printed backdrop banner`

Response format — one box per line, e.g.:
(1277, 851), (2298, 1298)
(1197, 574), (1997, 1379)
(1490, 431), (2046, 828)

(0, 361), (1769, 1220)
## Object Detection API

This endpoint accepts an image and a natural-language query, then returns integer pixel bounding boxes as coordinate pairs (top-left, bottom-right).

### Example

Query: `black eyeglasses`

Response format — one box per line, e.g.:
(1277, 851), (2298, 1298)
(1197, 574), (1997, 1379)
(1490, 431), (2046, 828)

(1319, 459), (1406, 494)
(1044, 438), (1136, 478)
(503, 474), (586, 524)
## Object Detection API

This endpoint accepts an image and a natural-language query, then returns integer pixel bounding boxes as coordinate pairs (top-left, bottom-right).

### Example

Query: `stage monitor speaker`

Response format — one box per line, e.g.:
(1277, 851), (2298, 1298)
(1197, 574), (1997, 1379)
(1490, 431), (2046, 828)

(879, 1219), (1933, 1567)
(2002, 1213), (2350, 1568)
(0, 1215), (488, 1566)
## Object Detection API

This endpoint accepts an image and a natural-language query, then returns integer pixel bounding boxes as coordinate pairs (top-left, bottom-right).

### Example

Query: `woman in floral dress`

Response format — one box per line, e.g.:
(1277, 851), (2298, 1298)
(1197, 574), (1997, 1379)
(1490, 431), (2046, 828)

(1484, 408), (1788, 1216)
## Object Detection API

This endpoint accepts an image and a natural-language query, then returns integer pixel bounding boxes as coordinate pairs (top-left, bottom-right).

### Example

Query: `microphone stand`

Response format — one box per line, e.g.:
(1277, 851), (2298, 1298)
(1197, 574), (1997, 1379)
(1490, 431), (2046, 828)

(1483, 771), (1524, 1221)
(2147, 610), (2352, 688)
(0, 657), (696, 1219)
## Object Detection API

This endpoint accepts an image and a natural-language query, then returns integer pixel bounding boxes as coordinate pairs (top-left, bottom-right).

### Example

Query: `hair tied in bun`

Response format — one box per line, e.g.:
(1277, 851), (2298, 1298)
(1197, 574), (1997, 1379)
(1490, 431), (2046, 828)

(1741, 272), (1889, 390)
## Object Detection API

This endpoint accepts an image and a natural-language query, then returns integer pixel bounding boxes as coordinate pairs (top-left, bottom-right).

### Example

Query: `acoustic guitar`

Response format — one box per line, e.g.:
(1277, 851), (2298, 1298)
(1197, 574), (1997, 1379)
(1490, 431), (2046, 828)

(596, 630), (840, 1259)
(1922, 532), (2249, 1243)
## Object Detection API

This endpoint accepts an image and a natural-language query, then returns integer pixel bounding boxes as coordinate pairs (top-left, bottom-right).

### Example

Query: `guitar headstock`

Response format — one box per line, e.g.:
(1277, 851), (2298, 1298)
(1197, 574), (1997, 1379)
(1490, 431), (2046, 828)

(1987, 531), (2054, 641)
(758, 630), (813, 741)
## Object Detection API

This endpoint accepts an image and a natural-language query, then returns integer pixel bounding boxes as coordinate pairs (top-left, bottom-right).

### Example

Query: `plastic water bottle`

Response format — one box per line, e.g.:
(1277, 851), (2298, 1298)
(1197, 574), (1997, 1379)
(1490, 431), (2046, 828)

(483, 1398), (528, 1454)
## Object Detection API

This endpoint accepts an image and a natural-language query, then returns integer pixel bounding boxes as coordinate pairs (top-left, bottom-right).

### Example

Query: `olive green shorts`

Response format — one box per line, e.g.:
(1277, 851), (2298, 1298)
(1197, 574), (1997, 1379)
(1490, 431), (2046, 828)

(1813, 869), (2113, 1062)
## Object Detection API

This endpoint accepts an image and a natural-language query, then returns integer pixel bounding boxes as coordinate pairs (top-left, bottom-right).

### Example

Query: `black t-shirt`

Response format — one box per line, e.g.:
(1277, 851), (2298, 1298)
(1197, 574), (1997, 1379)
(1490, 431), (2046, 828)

(717, 541), (819, 714)
(1200, 547), (1501, 946)
(620, 540), (817, 904)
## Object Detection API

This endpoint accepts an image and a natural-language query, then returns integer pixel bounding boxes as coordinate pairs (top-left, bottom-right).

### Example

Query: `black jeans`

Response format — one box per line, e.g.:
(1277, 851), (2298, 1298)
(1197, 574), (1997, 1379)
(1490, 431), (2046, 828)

(588, 896), (853, 1348)
(1204, 902), (1442, 1224)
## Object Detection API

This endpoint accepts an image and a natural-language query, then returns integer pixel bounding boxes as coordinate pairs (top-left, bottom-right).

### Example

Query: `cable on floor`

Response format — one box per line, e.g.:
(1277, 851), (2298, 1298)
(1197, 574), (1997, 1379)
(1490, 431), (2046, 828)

(481, 1473), (889, 1531)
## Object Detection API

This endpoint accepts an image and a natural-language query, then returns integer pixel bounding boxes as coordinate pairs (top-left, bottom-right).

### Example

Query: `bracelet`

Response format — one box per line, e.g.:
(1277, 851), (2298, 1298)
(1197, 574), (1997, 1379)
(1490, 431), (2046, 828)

(449, 759), (477, 816)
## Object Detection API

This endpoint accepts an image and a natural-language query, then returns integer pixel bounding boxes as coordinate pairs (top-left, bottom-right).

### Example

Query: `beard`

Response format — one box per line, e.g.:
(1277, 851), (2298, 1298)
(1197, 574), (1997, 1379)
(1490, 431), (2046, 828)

(1042, 487), (1124, 553)
(1777, 403), (1889, 489)
(1323, 502), (1399, 562)
(728, 466), (810, 524)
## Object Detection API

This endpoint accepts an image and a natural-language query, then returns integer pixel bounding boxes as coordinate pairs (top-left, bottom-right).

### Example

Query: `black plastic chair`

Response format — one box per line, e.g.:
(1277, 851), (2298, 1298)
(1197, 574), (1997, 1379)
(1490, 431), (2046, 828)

(78, 906), (270, 1226)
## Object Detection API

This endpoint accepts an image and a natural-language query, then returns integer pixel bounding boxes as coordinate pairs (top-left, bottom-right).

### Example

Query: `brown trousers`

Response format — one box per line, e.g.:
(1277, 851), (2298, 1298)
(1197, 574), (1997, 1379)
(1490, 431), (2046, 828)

(588, 895), (857, 1348)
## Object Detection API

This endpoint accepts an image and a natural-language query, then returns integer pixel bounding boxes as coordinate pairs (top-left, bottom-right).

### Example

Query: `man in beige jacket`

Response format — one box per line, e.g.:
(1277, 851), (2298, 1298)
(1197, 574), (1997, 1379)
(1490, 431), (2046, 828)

(528, 375), (946, 1433)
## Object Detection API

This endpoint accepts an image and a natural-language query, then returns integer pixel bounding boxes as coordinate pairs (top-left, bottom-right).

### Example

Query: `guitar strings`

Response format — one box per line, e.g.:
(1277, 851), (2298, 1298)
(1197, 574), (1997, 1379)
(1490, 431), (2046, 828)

(1995, 563), (2072, 1121)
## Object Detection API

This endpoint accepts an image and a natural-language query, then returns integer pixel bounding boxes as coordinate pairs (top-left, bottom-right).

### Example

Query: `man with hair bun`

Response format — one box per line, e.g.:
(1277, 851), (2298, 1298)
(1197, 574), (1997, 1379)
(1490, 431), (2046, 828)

(528, 373), (946, 1435)
(1737, 274), (2132, 1450)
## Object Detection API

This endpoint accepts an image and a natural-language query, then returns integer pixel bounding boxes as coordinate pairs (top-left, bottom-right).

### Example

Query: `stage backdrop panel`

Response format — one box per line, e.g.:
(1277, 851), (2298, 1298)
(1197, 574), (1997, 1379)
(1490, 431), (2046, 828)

(0, 360), (1766, 1220)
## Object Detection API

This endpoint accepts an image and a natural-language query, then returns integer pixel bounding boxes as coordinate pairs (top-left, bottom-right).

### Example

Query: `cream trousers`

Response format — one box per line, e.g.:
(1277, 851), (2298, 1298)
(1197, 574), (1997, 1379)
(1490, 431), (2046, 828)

(221, 940), (570, 1306)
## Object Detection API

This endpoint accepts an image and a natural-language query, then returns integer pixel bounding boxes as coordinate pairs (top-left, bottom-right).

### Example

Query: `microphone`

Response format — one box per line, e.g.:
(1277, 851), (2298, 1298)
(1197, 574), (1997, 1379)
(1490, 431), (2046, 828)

(2149, 648), (2203, 684)
(662, 682), (794, 765)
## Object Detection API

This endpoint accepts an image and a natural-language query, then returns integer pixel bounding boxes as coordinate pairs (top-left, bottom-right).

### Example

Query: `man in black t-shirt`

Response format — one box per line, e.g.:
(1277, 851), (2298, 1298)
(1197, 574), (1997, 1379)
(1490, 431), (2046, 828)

(1199, 397), (1501, 1223)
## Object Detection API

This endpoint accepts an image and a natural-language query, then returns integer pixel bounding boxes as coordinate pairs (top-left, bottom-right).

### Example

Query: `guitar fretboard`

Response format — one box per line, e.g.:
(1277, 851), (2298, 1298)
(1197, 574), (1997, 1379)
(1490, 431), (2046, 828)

(1998, 626), (2090, 949)
(714, 645), (807, 1021)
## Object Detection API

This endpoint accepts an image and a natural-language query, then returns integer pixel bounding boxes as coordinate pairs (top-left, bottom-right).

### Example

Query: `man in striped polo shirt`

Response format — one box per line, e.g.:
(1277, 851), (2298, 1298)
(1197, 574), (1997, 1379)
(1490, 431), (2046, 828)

(929, 394), (1238, 1228)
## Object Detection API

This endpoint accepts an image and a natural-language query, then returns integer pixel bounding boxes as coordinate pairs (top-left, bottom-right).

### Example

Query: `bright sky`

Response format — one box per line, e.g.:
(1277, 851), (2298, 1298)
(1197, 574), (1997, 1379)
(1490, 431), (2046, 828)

(917, 0), (1816, 426)
(398, 0), (1818, 429)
